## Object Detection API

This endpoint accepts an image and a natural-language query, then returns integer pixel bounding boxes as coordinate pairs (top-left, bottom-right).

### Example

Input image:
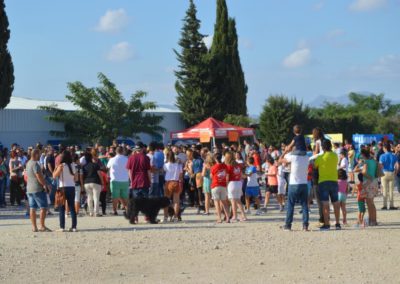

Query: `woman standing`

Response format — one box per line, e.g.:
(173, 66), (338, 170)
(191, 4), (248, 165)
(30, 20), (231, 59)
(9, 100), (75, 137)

(201, 153), (213, 215)
(192, 151), (204, 214)
(9, 150), (23, 206)
(163, 150), (183, 222)
(81, 152), (104, 217)
(360, 149), (378, 226)
(225, 152), (247, 222)
(53, 150), (78, 232)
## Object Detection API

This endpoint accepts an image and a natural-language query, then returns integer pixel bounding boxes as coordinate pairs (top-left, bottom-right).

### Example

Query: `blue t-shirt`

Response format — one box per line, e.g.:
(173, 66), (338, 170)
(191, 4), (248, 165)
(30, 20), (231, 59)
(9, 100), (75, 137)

(153, 151), (164, 170)
(246, 165), (258, 187)
(294, 135), (306, 152)
(379, 152), (397, 172)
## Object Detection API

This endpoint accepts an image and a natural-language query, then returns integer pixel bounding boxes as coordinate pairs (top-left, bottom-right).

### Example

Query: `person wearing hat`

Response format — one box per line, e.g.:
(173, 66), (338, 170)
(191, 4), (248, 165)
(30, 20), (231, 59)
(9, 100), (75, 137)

(126, 142), (151, 202)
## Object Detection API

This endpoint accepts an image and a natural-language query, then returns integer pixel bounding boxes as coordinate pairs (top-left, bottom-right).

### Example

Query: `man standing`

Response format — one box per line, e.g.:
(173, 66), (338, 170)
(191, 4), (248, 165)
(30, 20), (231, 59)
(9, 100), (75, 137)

(126, 142), (151, 199)
(314, 140), (341, 230)
(26, 149), (51, 232)
(107, 146), (129, 215)
(379, 143), (398, 210)
(280, 148), (310, 231)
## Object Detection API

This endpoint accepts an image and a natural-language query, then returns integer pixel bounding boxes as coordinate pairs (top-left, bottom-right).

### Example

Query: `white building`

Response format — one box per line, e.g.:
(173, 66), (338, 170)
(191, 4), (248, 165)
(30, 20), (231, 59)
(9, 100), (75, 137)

(0, 97), (185, 149)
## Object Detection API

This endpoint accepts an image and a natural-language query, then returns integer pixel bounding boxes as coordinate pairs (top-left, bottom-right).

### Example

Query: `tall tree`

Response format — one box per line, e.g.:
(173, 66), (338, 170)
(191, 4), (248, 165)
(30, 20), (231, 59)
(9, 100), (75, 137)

(40, 73), (163, 145)
(227, 18), (247, 115)
(209, 0), (247, 117)
(0, 0), (14, 109)
(174, 0), (216, 125)
(259, 95), (310, 146)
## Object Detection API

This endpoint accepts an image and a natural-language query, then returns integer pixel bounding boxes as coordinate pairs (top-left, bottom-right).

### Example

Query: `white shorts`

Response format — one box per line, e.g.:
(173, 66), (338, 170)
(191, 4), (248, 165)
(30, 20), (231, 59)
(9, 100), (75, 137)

(75, 186), (81, 203)
(228, 181), (243, 200)
(278, 179), (286, 195)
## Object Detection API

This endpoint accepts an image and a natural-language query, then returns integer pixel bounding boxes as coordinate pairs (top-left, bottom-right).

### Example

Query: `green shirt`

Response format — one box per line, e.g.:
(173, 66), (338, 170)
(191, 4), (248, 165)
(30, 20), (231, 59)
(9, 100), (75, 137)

(365, 159), (377, 179)
(315, 151), (338, 183)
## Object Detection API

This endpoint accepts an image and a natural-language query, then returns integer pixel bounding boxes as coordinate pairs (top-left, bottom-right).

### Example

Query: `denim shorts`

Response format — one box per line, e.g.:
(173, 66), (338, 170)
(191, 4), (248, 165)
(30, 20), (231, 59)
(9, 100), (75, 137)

(319, 181), (339, 203)
(27, 191), (48, 210)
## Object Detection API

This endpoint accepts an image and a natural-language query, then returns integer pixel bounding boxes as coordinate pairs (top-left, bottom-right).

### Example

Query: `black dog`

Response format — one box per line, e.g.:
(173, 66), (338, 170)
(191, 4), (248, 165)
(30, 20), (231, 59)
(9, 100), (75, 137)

(167, 206), (186, 222)
(125, 197), (170, 224)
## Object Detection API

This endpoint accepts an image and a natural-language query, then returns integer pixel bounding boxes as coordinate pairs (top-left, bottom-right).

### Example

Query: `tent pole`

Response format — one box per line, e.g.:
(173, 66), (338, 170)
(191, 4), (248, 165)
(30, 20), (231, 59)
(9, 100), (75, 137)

(212, 137), (216, 149)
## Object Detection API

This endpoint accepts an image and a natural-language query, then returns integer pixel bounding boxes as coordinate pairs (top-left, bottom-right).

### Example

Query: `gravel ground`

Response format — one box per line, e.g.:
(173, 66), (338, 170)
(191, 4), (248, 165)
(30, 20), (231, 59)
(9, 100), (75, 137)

(1, 192), (400, 284)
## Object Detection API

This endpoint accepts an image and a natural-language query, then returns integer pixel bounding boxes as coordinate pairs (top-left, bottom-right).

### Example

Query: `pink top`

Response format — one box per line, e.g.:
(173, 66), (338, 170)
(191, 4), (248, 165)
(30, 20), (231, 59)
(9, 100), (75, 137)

(338, 180), (347, 194)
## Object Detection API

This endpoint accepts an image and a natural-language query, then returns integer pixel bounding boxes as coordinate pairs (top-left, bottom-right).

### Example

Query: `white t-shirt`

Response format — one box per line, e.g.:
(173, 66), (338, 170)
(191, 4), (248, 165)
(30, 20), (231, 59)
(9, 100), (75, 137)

(285, 154), (309, 185)
(58, 163), (76, 187)
(163, 162), (183, 181)
(338, 157), (349, 172)
(107, 155), (129, 182)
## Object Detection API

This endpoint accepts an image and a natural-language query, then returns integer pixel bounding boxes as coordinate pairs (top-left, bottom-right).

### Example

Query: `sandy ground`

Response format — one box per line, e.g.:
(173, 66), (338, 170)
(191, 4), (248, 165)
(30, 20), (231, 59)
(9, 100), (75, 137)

(1, 192), (400, 284)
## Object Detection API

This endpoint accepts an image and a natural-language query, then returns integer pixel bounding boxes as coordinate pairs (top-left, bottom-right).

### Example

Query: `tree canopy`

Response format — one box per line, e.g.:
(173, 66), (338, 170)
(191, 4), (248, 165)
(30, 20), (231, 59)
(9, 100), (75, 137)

(40, 73), (164, 145)
(0, 0), (14, 109)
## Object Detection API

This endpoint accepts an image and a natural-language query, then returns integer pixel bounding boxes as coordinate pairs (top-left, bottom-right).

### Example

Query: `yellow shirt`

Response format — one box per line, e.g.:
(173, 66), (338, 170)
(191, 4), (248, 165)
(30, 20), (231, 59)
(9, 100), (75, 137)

(315, 151), (338, 183)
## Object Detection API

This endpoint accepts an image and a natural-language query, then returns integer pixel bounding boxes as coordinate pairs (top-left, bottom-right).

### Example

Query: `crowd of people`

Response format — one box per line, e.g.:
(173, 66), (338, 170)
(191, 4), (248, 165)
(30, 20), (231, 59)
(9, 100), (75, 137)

(0, 125), (399, 232)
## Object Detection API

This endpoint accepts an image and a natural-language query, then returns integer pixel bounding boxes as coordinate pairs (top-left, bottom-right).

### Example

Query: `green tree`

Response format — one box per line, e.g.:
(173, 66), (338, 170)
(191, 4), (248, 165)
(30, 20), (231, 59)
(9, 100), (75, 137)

(223, 114), (252, 127)
(0, 0), (14, 109)
(227, 18), (247, 115)
(174, 0), (216, 125)
(40, 73), (163, 145)
(259, 95), (310, 146)
(208, 0), (247, 116)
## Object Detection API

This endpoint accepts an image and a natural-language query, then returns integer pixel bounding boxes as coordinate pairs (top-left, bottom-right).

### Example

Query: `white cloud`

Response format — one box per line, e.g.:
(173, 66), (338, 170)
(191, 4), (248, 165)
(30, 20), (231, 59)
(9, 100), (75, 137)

(283, 48), (311, 68)
(203, 35), (213, 49)
(107, 42), (134, 62)
(348, 54), (400, 78)
(349, 0), (387, 12)
(96, 9), (129, 33)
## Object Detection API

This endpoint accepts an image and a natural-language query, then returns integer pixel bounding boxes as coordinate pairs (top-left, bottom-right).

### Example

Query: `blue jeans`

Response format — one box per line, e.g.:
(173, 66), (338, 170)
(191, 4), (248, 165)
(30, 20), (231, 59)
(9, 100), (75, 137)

(285, 184), (309, 228)
(0, 178), (5, 206)
(130, 187), (149, 199)
(149, 183), (160, 198)
(59, 187), (77, 229)
(45, 176), (57, 204)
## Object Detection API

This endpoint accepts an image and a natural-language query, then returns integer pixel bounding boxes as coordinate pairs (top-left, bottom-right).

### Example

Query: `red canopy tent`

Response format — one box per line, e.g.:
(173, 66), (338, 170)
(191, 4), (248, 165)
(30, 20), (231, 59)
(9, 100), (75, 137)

(170, 117), (255, 144)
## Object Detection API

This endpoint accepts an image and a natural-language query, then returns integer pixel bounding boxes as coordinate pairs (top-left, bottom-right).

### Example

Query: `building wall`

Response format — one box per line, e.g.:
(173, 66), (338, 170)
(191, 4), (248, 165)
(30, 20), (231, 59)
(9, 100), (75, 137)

(0, 109), (185, 148)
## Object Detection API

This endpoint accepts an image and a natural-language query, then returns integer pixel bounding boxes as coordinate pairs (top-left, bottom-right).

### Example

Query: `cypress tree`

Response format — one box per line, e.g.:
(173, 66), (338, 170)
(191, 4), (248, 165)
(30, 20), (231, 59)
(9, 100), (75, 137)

(174, 0), (217, 125)
(227, 18), (247, 115)
(0, 0), (14, 109)
(209, 0), (247, 117)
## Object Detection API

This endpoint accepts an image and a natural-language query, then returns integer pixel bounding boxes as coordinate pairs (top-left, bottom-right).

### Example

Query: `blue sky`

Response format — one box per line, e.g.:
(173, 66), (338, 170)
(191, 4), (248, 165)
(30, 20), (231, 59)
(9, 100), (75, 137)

(5, 0), (400, 114)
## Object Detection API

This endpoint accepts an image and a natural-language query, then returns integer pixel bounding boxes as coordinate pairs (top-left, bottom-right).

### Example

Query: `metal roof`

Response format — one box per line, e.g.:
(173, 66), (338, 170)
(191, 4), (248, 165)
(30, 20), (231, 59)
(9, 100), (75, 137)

(5, 96), (180, 113)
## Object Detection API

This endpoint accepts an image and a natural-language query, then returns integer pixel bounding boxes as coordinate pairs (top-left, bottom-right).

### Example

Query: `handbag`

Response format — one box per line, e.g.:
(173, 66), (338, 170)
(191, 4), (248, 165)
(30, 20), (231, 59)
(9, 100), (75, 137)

(54, 167), (65, 208)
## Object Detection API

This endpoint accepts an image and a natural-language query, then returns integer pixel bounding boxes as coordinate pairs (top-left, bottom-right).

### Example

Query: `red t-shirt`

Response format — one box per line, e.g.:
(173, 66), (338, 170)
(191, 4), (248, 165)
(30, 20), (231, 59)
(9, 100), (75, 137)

(211, 163), (228, 188)
(267, 165), (278, 186)
(227, 164), (242, 182)
(126, 153), (151, 189)
(253, 153), (261, 169)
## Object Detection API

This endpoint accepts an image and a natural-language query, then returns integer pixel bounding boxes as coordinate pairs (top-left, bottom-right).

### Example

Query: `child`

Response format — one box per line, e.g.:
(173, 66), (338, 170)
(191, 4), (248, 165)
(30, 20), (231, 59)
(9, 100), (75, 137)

(356, 173), (366, 228)
(282, 125), (307, 156)
(338, 169), (348, 225)
(264, 157), (279, 211)
(210, 153), (230, 223)
(245, 157), (262, 215)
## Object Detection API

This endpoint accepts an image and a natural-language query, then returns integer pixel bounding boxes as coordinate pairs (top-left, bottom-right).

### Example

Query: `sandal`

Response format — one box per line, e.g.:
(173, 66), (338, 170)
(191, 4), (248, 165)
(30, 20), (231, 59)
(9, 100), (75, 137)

(39, 227), (52, 232)
(216, 220), (222, 224)
(32, 228), (38, 232)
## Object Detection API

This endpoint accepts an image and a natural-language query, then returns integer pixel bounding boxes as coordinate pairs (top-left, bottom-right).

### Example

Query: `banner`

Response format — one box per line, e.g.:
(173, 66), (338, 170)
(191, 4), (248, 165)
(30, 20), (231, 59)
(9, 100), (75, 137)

(305, 133), (343, 146)
(228, 131), (239, 142)
(352, 134), (394, 151)
(199, 131), (210, 143)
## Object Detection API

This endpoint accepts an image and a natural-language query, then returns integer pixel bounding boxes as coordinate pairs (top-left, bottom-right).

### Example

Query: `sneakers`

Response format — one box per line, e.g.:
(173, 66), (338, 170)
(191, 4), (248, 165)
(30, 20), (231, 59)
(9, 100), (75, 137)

(381, 206), (388, 210)
(68, 228), (78, 232)
(389, 207), (398, 210)
(279, 205), (284, 212)
(56, 228), (66, 232)
(246, 209), (251, 215)
(282, 225), (291, 231)
(255, 210), (263, 216)
(302, 226), (310, 232)
(319, 225), (331, 231)
(335, 223), (342, 230)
